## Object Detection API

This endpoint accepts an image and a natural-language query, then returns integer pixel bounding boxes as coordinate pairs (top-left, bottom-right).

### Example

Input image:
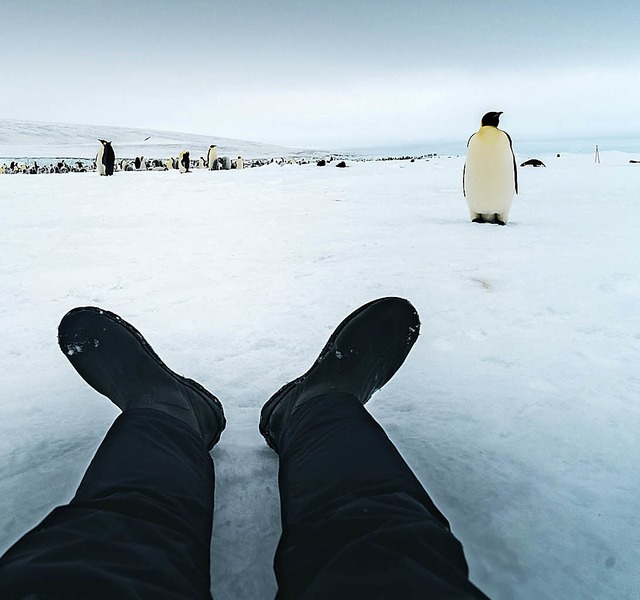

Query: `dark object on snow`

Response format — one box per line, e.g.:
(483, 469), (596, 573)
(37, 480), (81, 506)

(317, 159), (326, 166)
(556, 154), (561, 158)
(520, 158), (546, 167)
(335, 161), (347, 168)
(629, 160), (640, 164)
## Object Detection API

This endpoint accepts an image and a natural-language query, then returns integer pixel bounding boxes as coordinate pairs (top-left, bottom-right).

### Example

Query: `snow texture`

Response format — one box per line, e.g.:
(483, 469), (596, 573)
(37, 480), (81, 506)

(1, 150), (639, 599)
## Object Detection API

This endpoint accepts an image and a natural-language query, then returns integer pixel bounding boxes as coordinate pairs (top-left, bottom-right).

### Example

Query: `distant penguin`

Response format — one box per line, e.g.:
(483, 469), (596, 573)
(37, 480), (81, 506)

(198, 156), (206, 169)
(222, 156), (232, 170)
(236, 156), (244, 170)
(207, 145), (218, 170)
(96, 140), (115, 176)
(178, 151), (190, 173)
(520, 158), (545, 168)
(463, 111), (517, 225)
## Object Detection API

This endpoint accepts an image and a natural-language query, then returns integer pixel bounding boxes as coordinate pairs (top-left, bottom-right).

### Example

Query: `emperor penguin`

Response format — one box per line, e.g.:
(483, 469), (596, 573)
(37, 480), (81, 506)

(235, 156), (244, 170)
(207, 145), (218, 170)
(96, 140), (115, 176)
(463, 111), (517, 225)
(178, 150), (190, 173)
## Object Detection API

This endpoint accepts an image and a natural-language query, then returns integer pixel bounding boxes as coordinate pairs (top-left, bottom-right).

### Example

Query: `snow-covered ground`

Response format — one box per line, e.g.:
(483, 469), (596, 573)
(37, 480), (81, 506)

(0, 152), (638, 599)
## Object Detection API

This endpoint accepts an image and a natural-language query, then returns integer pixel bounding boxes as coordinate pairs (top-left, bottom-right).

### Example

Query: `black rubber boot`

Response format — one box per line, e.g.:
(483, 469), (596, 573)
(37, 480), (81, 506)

(259, 297), (420, 453)
(58, 307), (226, 450)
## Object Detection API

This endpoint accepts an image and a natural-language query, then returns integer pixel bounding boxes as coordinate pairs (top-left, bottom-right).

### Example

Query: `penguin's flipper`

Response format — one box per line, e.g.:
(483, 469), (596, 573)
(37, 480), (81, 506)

(462, 162), (466, 197)
(506, 131), (518, 194)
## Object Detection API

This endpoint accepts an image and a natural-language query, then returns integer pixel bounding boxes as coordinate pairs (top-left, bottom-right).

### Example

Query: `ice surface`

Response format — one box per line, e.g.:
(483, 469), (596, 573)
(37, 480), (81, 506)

(0, 151), (638, 599)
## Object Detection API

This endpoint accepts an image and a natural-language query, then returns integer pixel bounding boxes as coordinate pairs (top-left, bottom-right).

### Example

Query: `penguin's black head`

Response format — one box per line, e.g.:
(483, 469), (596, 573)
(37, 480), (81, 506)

(481, 111), (503, 127)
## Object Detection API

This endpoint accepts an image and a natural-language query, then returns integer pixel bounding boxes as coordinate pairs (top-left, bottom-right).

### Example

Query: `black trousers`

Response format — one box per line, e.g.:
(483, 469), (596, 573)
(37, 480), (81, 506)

(0, 396), (488, 599)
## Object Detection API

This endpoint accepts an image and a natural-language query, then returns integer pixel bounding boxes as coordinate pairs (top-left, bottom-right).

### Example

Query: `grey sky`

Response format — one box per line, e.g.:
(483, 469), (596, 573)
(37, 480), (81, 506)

(2, 0), (639, 148)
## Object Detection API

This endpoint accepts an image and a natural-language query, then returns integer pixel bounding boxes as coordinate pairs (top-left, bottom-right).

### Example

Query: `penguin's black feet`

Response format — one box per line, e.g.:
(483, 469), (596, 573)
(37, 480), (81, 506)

(58, 307), (226, 449)
(259, 297), (420, 453)
(472, 216), (485, 223)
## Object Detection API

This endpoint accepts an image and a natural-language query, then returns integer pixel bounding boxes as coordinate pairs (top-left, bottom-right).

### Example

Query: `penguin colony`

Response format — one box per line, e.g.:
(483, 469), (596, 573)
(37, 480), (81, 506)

(0, 152), (458, 176)
(1, 144), (368, 175)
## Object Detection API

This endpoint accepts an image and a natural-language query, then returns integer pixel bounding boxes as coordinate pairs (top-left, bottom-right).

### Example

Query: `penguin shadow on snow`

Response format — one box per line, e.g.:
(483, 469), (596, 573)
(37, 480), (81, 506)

(419, 216), (521, 227)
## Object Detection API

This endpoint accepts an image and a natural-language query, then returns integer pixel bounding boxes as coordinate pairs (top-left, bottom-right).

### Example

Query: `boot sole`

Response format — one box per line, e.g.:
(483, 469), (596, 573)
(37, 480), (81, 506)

(258, 297), (419, 451)
(59, 307), (226, 447)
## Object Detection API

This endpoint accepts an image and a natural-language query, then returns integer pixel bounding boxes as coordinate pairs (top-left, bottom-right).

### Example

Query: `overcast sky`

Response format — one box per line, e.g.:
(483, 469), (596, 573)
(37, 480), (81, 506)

(1, 0), (639, 149)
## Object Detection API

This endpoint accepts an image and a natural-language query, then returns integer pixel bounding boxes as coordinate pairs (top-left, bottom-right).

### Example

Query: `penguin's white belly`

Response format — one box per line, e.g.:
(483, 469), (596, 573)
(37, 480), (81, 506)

(207, 150), (217, 169)
(96, 148), (105, 175)
(465, 132), (514, 215)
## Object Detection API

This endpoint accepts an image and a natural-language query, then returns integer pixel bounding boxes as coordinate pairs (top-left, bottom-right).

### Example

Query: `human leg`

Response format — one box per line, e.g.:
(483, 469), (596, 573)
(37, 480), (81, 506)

(275, 394), (487, 599)
(0, 410), (215, 600)
(260, 297), (488, 599)
(0, 308), (225, 600)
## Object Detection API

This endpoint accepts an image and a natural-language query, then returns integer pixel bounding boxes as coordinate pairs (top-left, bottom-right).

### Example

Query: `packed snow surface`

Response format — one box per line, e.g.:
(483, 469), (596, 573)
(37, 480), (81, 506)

(1, 153), (638, 599)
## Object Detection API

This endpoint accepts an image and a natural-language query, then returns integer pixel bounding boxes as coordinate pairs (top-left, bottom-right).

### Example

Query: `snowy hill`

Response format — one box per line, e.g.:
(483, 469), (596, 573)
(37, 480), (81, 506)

(0, 118), (324, 161)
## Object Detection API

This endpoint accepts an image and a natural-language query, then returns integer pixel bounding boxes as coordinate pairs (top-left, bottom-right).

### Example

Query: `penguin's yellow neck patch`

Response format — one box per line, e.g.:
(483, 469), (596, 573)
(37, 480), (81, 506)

(477, 126), (503, 141)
